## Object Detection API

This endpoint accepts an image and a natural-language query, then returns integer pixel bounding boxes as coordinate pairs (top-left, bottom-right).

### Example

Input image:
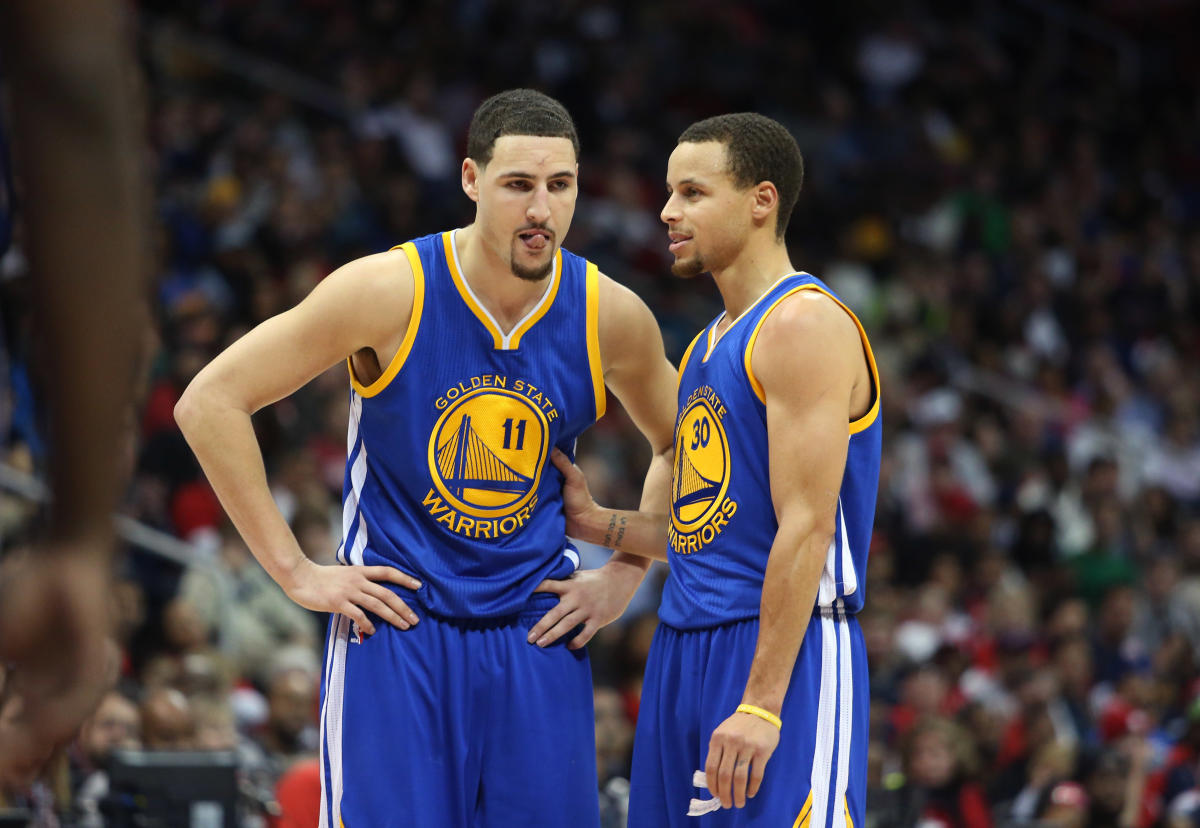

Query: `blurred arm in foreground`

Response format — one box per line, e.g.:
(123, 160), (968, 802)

(0, 0), (148, 784)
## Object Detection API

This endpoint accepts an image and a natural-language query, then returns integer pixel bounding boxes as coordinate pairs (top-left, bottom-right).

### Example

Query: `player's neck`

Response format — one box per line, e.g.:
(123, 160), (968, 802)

(710, 243), (795, 324)
(455, 224), (555, 332)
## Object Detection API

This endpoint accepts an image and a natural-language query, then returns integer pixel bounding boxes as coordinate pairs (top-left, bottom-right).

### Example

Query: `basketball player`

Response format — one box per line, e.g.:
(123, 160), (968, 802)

(175, 89), (677, 827)
(549, 113), (881, 826)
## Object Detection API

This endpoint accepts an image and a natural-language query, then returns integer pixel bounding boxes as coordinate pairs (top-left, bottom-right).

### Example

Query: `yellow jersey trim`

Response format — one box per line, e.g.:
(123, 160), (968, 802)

(744, 284), (881, 435)
(443, 230), (562, 350)
(702, 316), (722, 362)
(702, 273), (795, 363)
(792, 790), (814, 828)
(443, 231), (502, 349)
(347, 242), (425, 398)
(677, 330), (705, 390)
(585, 262), (606, 420)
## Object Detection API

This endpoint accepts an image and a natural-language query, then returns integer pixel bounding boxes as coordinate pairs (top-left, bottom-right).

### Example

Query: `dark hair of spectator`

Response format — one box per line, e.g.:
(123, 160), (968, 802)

(467, 89), (580, 167)
(678, 113), (804, 239)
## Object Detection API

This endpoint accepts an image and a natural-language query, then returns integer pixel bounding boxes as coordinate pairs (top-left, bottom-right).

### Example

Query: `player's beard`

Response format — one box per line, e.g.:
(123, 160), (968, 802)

(670, 252), (707, 278)
(510, 241), (555, 282)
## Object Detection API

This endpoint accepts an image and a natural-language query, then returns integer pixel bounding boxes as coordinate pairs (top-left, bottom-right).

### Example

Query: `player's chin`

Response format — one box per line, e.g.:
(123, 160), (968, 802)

(670, 255), (706, 278)
(509, 246), (556, 282)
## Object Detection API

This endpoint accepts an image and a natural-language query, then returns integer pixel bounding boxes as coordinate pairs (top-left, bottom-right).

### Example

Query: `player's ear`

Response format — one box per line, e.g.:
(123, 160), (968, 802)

(462, 158), (482, 203)
(750, 181), (779, 227)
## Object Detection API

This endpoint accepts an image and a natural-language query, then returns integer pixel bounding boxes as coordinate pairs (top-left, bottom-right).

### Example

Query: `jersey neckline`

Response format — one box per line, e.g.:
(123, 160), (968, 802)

(444, 229), (562, 350)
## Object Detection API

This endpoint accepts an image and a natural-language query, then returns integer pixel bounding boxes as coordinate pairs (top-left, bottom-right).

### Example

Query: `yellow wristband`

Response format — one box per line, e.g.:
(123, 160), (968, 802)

(736, 703), (782, 730)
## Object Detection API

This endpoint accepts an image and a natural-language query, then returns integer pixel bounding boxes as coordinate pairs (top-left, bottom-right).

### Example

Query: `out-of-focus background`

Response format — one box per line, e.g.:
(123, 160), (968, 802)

(2, 1), (1199, 825)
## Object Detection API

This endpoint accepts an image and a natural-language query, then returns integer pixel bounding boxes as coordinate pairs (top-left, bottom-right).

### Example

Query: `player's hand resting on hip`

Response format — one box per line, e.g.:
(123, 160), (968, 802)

(705, 709), (781, 809)
(284, 559), (421, 636)
(529, 560), (644, 649)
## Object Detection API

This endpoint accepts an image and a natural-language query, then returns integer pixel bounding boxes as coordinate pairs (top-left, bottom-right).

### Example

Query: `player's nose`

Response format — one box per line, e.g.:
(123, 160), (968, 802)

(526, 186), (552, 223)
(660, 194), (680, 225)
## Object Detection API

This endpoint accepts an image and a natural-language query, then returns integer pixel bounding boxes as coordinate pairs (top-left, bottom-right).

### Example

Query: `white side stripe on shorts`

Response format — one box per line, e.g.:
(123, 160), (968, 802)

(832, 603), (853, 828)
(809, 607), (838, 826)
(319, 614), (351, 828)
(340, 391), (369, 566)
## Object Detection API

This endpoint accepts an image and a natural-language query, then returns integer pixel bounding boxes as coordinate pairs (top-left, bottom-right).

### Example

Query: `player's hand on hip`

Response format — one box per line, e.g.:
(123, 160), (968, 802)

(550, 448), (600, 537)
(529, 562), (639, 650)
(705, 710), (781, 809)
(284, 559), (421, 636)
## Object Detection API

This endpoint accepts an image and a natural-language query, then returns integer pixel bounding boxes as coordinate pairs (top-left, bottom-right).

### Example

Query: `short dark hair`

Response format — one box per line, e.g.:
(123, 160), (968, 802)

(678, 113), (804, 239)
(467, 89), (580, 167)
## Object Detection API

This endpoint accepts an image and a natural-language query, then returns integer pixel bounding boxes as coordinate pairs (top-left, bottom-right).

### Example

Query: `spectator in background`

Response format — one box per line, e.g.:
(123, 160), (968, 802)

(179, 523), (316, 686)
(595, 685), (633, 828)
(1084, 742), (1150, 828)
(70, 690), (141, 827)
(140, 687), (196, 751)
(254, 667), (318, 771)
(1037, 781), (1090, 827)
(73, 691), (141, 773)
(896, 716), (992, 828)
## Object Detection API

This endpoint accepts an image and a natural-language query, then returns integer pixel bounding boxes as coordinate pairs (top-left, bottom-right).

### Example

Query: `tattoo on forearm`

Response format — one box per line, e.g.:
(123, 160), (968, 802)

(603, 513), (617, 547)
(615, 516), (627, 549)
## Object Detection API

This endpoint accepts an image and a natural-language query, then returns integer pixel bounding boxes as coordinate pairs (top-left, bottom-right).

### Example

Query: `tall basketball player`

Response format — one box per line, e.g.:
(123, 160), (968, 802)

(549, 113), (881, 826)
(177, 90), (677, 827)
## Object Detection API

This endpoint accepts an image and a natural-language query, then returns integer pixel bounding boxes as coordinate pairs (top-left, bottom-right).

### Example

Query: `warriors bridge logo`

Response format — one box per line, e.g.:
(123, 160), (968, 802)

(670, 386), (737, 554)
(424, 375), (557, 539)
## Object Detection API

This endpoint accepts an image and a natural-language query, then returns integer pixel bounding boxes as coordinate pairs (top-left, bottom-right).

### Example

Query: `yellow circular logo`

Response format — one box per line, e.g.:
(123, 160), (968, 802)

(427, 388), (548, 518)
(671, 398), (731, 533)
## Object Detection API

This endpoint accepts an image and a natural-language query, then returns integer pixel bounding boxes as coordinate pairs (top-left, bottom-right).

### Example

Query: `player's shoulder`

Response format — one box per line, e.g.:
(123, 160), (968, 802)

(303, 247), (417, 332)
(595, 271), (659, 341)
(594, 270), (651, 316)
(757, 286), (857, 353)
(749, 285), (862, 397)
(331, 247), (415, 294)
(592, 271), (666, 372)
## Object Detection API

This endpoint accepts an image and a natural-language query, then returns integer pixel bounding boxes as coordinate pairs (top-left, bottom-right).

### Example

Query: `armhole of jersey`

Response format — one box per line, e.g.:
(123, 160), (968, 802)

(677, 329), (705, 390)
(585, 261), (606, 420)
(743, 284), (881, 434)
(347, 242), (425, 398)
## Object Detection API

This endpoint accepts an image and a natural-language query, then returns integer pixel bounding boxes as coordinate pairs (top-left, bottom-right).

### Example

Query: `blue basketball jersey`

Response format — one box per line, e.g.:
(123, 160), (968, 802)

(337, 230), (606, 619)
(659, 272), (881, 629)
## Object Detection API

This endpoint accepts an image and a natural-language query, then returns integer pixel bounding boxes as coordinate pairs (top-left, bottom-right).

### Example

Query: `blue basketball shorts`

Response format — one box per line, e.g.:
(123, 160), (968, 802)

(318, 594), (599, 828)
(629, 601), (867, 828)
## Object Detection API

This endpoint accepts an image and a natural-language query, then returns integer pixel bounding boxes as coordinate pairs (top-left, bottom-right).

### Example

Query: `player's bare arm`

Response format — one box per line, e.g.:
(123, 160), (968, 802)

(704, 290), (869, 810)
(175, 249), (423, 637)
(551, 274), (677, 561)
(529, 274), (677, 647)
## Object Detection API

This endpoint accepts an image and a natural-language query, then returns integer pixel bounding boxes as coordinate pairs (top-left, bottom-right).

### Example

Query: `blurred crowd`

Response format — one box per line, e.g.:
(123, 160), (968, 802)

(2, 0), (1200, 825)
